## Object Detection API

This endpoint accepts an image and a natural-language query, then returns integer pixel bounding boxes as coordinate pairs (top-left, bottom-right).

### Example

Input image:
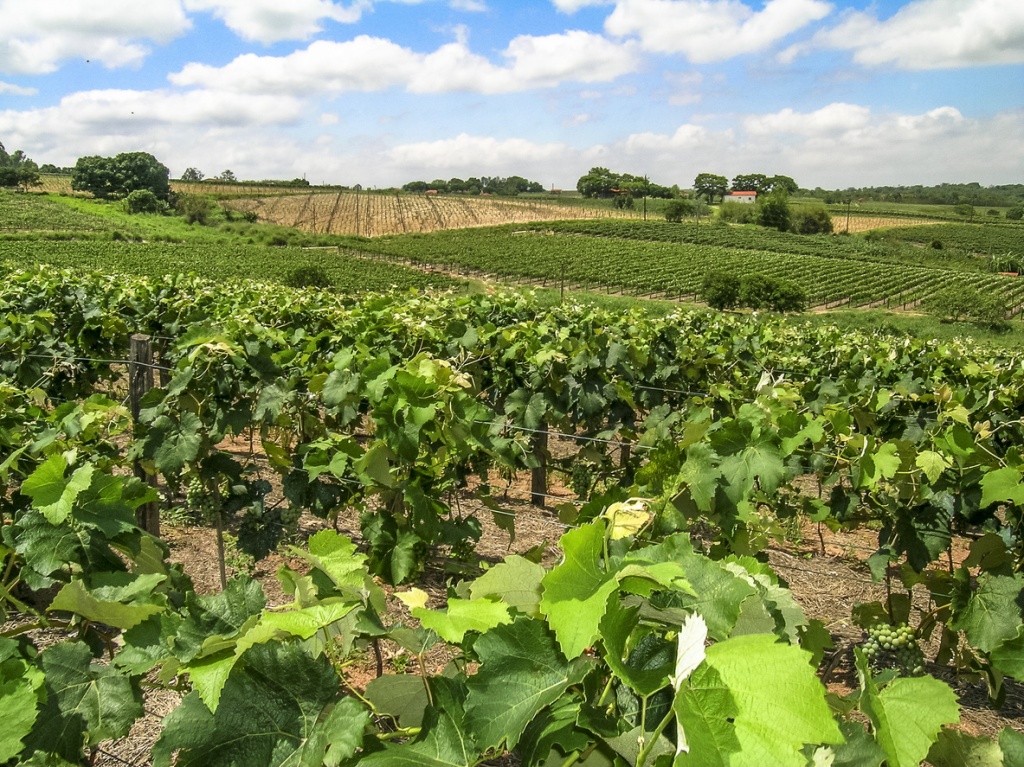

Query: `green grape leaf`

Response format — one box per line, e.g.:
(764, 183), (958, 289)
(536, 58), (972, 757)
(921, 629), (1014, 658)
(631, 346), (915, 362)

(540, 523), (619, 659)
(678, 634), (842, 767)
(858, 653), (960, 767)
(22, 642), (142, 762)
(413, 598), (512, 644)
(153, 642), (362, 767)
(293, 530), (369, 593)
(469, 555), (546, 616)
(21, 456), (93, 525)
(980, 467), (1024, 508)
(516, 698), (588, 767)
(719, 440), (785, 502)
(364, 675), (430, 728)
(677, 443), (721, 512)
(48, 579), (164, 630)
(173, 576), (267, 663)
(951, 572), (1024, 653)
(1000, 727), (1024, 767)
(0, 678), (38, 762)
(465, 617), (577, 751)
(600, 599), (671, 697)
(916, 450), (951, 483)
(673, 665), (739, 767)
(831, 720), (886, 767)
(991, 627), (1024, 679)
(360, 707), (475, 767)
(673, 554), (757, 641)
(115, 612), (183, 675)
(147, 412), (204, 474)
(926, 728), (1003, 767)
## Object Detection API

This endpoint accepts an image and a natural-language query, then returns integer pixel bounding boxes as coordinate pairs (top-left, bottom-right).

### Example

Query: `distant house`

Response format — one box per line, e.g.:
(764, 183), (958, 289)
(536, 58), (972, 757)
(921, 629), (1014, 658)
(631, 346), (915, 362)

(723, 191), (757, 204)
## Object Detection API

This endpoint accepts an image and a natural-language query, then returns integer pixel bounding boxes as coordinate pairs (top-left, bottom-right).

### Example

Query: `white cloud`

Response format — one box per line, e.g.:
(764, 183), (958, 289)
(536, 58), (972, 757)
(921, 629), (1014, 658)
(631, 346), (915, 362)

(553, 0), (613, 11)
(810, 0), (1024, 70)
(170, 32), (640, 95)
(0, 0), (190, 74)
(384, 133), (573, 181)
(0, 81), (37, 96)
(449, 0), (487, 10)
(603, 0), (832, 62)
(182, 0), (368, 44)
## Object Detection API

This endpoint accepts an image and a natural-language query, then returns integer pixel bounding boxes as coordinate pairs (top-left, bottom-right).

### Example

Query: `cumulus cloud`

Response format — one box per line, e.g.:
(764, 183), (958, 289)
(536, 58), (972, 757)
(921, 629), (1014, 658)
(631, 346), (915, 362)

(808, 0), (1024, 70)
(449, 0), (487, 10)
(603, 0), (832, 62)
(170, 32), (641, 95)
(0, 0), (190, 74)
(0, 81), (37, 96)
(182, 0), (368, 44)
(553, 0), (613, 11)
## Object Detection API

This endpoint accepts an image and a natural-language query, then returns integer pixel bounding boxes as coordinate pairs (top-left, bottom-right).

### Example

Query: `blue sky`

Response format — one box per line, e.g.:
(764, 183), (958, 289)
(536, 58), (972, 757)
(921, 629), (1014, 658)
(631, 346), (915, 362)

(0, 0), (1021, 190)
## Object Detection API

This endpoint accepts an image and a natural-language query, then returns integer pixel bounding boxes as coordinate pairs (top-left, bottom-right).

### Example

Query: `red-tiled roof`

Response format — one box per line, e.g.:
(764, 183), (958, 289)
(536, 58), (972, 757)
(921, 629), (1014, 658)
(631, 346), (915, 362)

(727, 191), (757, 196)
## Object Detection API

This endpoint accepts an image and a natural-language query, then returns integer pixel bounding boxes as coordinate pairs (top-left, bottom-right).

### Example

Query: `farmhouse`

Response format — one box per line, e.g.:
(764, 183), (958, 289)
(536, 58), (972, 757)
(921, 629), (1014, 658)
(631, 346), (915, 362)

(723, 191), (757, 204)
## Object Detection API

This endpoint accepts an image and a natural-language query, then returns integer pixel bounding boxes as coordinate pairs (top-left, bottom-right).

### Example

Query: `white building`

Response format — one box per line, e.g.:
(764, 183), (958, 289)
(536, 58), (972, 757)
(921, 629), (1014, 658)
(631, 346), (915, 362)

(723, 191), (757, 204)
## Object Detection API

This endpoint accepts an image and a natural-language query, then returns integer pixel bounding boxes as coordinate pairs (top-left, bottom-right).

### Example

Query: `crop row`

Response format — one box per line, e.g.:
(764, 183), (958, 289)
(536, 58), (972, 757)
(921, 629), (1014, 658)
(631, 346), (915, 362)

(356, 228), (1024, 309)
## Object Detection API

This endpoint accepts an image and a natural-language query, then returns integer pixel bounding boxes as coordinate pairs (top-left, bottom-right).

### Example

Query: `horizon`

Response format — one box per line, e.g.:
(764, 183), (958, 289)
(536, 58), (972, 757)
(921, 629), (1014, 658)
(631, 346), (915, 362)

(1, 1), (1021, 190)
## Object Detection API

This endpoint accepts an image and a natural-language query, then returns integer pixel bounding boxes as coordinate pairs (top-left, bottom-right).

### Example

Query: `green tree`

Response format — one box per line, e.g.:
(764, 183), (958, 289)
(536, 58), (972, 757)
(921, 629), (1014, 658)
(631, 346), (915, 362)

(1005, 206), (1022, 221)
(757, 191), (791, 232)
(181, 167), (204, 182)
(953, 203), (975, 220)
(664, 199), (695, 223)
(693, 172), (728, 204)
(791, 206), (834, 234)
(767, 174), (799, 194)
(577, 167), (619, 198)
(731, 173), (769, 193)
(0, 142), (41, 190)
(218, 169), (238, 183)
(702, 271), (741, 309)
(924, 285), (1008, 330)
(72, 152), (170, 200)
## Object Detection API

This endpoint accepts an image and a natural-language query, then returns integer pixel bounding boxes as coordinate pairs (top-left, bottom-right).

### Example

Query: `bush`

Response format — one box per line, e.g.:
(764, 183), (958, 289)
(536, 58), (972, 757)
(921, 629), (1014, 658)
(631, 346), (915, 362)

(286, 266), (332, 289)
(790, 207), (833, 235)
(931, 240), (944, 250)
(718, 202), (756, 224)
(1007, 206), (1023, 221)
(664, 199), (695, 223)
(701, 272), (740, 309)
(174, 193), (214, 225)
(739, 274), (807, 312)
(756, 192), (791, 232)
(987, 209), (1000, 217)
(124, 189), (163, 215)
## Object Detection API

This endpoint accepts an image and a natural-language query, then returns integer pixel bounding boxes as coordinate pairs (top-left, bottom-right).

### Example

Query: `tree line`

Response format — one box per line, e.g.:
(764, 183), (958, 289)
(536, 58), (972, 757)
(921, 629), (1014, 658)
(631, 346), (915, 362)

(402, 176), (545, 196)
(0, 141), (40, 190)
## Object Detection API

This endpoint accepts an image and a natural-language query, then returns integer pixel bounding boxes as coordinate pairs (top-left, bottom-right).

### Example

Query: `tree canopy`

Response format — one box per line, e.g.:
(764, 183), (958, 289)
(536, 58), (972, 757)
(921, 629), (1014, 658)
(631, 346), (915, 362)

(72, 152), (170, 201)
(577, 168), (675, 199)
(693, 173), (728, 204)
(0, 140), (41, 190)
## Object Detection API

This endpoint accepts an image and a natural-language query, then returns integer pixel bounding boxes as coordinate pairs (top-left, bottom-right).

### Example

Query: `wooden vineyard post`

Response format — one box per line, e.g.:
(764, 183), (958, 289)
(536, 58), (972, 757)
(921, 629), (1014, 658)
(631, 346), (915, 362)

(531, 425), (548, 508)
(130, 334), (161, 537)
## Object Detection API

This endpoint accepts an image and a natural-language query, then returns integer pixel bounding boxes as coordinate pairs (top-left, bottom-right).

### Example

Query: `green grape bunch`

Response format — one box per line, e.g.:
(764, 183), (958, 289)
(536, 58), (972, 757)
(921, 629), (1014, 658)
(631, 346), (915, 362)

(861, 622), (926, 676)
(184, 475), (221, 521)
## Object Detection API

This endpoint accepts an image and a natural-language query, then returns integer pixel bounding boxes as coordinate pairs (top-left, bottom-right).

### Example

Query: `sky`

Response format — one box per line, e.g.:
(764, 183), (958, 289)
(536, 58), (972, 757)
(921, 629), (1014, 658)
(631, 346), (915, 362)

(0, 0), (1021, 191)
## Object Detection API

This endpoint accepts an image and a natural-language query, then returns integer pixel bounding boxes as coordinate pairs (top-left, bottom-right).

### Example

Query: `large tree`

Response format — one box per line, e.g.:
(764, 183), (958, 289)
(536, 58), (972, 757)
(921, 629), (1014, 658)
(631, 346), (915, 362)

(72, 152), (170, 200)
(731, 173), (770, 193)
(0, 141), (41, 190)
(577, 167), (619, 198)
(693, 173), (728, 204)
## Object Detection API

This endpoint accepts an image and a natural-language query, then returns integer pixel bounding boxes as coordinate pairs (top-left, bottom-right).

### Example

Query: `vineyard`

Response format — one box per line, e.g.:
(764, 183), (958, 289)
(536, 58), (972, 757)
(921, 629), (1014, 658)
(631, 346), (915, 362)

(352, 226), (1024, 312)
(0, 264), (1022, 766)
(224, 191), (641, 237)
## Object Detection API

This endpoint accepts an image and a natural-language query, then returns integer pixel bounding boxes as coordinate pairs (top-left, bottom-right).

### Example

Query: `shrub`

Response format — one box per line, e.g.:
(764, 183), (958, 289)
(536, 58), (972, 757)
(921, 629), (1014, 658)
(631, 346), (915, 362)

(287, 266), (332, 289)
(175, 193), (214, 225)
(931, 240), (943, 250)
(1007, 206), (1023, 221)
(738, 274), (776, 310)
(664, 199), (695, 223)
(790, 207), (833, 235)
(770, 280), (808, 312)
(987, 209), (1000, 217)
(718, 202), (755, 224)
(701, 271), (740, 309)
(756, 192), (791, 232)
(124, 189), (163, 215)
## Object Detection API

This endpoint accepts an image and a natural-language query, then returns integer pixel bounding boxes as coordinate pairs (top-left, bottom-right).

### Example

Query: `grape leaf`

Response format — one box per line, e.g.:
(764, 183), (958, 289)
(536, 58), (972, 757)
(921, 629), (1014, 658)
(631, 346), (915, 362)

(153, 642), (363, 767)
(469, 555), (545, 616)
(21, 456), (93, 525)
(991, 626), (1024, 679)
(1000, 727), (1024, 767)
(678, 634), (842, 767)
(0, 678), (38, 762)
(831, 720), (886, 767)
(926, 728), (1003, 767)
(364, 675), (430, 728)
(540, 523), (619, 659)
(48, 578), (164, 630)
(21, 642), (142, 762)
(465, 617), (578, 751)
(413, 598), (512, 643)
(173, 576), (266, 663)
(951, 572), (1024, 653)
(857, 652), (960, 767)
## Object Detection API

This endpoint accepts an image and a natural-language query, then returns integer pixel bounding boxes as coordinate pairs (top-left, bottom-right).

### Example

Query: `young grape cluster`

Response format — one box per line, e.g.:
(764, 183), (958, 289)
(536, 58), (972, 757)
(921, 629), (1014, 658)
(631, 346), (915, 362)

(862, 622), (925, 676)
(185, 476), (220, 522)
